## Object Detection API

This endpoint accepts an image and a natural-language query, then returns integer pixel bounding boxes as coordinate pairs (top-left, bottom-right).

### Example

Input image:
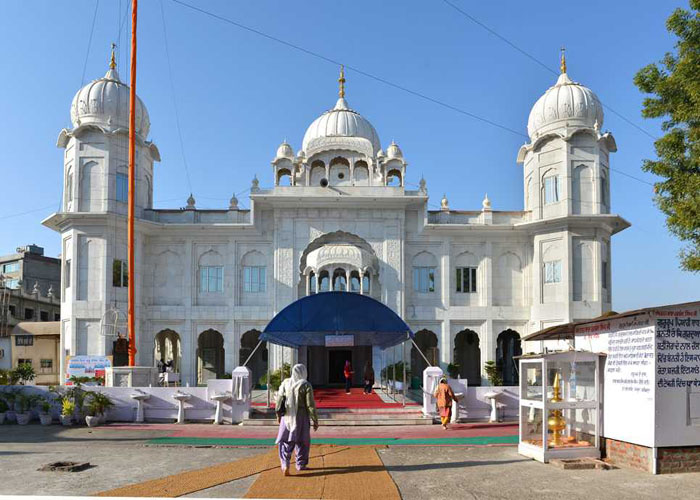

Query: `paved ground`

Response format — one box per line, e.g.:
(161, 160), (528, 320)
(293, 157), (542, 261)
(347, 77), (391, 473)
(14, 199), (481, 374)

(1, 424), (700, 499)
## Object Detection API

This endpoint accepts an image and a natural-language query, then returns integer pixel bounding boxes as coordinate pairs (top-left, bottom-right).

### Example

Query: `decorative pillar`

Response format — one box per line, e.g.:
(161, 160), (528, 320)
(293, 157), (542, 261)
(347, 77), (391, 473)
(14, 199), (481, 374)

(305, 272), (310, 296)
(359, 271), (365, 294)
(345, 270), (350, 292)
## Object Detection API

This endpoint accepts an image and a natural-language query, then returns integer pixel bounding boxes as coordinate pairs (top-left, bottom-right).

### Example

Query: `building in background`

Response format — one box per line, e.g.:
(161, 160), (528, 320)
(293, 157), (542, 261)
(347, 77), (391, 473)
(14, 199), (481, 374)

(10, 322), (61, 385)
(43, 52), (629, 387)
(0, 245), (61, 370)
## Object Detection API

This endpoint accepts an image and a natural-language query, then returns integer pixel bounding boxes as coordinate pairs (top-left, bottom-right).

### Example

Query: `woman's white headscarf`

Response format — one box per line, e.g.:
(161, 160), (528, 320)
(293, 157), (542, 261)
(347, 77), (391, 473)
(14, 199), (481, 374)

(280, 363), (308, 434)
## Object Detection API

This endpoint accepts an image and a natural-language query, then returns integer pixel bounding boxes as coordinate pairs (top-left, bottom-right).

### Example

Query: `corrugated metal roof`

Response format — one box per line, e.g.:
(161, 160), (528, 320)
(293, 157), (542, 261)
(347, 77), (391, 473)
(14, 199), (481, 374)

(523, 300), (700, 342)
(11, 321), (60, 336)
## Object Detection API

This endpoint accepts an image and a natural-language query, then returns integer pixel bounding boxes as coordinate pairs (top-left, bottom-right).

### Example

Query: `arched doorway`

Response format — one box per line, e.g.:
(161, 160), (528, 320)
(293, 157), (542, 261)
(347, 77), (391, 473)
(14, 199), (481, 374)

(239, 329), (267, 388)
(454, 330), (481, 386)
(411, 329), (439, 387)
(197, 329), (225, 384)
(154, 329), (181, 373)
(496, 329), (522, 386)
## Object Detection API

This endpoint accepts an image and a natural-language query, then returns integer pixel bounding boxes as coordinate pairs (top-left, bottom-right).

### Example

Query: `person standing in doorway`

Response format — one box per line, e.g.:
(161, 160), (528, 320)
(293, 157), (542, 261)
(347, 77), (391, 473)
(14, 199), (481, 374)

(344, 360), (354, 394)
(363, 360), (375, 394)
(275, 363), (318, 476)
(434, 376), (457, 430)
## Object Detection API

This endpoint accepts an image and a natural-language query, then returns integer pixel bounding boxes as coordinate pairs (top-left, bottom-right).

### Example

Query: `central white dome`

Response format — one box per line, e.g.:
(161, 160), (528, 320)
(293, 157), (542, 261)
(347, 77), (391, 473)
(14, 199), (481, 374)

(302, 97), (381, 156)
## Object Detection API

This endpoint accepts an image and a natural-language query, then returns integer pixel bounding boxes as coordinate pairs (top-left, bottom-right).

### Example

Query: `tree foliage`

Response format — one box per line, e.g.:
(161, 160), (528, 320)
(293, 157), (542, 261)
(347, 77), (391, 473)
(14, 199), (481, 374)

(634, 1), (700, 271)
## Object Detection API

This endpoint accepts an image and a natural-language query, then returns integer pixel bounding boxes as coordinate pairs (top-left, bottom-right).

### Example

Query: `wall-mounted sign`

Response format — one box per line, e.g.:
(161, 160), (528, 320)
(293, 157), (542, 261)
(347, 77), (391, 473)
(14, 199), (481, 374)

(325, 335), (354, 347)
(65, 355), (112, 385)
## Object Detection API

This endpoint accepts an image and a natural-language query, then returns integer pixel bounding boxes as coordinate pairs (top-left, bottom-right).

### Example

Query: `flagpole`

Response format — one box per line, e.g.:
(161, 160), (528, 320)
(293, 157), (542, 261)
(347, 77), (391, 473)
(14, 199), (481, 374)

(127, 0), (138, 366)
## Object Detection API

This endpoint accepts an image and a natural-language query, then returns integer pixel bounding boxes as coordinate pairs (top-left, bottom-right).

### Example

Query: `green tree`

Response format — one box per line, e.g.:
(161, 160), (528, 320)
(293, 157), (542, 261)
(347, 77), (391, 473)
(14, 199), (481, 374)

(634, 1), (700, 271)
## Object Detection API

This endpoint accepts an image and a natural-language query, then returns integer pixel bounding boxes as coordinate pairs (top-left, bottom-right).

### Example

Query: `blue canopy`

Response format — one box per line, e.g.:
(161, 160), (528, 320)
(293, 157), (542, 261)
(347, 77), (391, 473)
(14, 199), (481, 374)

(261, 292), (414, 349)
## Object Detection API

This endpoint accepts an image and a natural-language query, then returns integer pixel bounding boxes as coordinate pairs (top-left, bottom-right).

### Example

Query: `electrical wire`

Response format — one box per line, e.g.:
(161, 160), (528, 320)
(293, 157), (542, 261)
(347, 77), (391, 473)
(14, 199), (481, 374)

(159, 0), (194, 195)
(169, 0), (527, 139)
(169, 0), (655, 188)
(80, 0), (100, 86)
(440, 0), (658, 141)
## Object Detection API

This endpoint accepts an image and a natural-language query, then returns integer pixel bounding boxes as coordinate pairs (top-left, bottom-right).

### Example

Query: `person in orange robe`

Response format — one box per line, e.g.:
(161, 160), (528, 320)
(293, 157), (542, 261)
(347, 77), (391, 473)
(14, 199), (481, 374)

(433, 376), (457, 429)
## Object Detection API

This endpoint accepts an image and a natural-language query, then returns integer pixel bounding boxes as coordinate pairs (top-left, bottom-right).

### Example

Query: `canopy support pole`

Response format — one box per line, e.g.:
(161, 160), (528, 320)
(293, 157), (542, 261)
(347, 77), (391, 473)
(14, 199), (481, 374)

(266, 342), (271, 408)
(381, 349), (386, 392)
(410, 336), (433, 367)
(402, 337), (406, 407)
(242, 340), (263, 368)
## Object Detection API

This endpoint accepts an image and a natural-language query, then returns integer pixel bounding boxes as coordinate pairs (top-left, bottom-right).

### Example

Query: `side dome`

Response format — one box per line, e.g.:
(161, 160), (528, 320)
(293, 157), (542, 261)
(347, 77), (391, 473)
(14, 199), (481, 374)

(275, 141), (294, 160)
(70, 64), (150, 138)
(527, 72), (603, 140)
(302, 97), (381, 157)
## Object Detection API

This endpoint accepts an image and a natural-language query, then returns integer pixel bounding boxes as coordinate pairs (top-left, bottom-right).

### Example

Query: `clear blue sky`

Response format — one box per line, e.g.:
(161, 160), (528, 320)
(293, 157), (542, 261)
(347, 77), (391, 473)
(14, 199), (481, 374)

(0, 0), (696, 311)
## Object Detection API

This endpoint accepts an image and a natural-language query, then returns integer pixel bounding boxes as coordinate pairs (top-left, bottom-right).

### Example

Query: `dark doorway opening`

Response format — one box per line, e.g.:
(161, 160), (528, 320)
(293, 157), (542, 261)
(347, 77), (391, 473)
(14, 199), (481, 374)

(328, 349), (352, 385)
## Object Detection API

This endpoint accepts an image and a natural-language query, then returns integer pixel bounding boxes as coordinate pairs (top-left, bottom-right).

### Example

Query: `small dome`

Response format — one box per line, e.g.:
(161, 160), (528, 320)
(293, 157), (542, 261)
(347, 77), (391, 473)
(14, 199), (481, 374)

(70, 57), (150, 138)
(386, 141), (403, 159)
(275, 141), (294, 160)
(527, 72), (603, 140)
(302, 97), (381, 156)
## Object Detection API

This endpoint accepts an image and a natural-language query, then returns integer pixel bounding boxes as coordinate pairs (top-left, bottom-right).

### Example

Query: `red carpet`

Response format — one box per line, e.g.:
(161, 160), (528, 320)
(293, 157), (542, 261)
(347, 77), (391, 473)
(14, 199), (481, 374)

(314, 388), (390, 408)
(253, 388), (419, 409)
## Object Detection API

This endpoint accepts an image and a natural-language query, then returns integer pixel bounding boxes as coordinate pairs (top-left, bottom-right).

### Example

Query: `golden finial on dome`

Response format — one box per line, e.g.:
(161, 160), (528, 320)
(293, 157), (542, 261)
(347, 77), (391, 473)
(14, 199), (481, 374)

(560, 46), (567, 74)
(109, 43), (117, 70)
(338, 65), (346, 98)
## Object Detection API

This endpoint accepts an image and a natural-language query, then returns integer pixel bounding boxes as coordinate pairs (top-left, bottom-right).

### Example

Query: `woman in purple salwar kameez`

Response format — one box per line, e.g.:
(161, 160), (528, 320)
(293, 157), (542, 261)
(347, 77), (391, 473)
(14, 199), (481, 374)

(275, 363), (318, 475)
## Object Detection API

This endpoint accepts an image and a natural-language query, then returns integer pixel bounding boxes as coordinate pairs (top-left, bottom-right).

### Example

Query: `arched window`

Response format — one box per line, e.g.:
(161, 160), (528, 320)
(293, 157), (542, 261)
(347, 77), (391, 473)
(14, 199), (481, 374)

(199, 249), (224, 293)
(354, 161), (369, 186)
(197, 329), (224, 384)
(454, 329), (481, 386)
(318, 270), (330, 292)
(308, 271), (317, 294)
(154, 329), (181, 373)
(310, 161), (325, 186)
(332, 268), (347, 291)
(411, 329), (439, 386)
(277, 168), (292, 186)
(573, 164), (593, 214)
(542, 171), (560, 205)
(329, 157), (350, 186)
(601, 174), (608, 211)
(496, 330), (521, 385)
(362, 274), (370, 294)
(350, 271), (361, 292)
(412, 252), (438, 293)
(387, 169), (402, 187)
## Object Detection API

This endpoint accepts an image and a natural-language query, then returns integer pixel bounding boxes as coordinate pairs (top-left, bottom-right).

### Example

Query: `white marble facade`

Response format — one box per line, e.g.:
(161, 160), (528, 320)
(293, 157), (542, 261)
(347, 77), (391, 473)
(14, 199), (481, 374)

(44, 57), (629, 387)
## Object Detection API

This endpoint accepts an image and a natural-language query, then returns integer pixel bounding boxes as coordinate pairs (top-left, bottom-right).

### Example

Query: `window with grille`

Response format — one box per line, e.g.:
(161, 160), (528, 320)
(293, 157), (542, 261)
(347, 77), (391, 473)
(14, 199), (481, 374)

(40, 359), (53, 369)
(15, 335), (33, 346)
(456, 267), (477, 293)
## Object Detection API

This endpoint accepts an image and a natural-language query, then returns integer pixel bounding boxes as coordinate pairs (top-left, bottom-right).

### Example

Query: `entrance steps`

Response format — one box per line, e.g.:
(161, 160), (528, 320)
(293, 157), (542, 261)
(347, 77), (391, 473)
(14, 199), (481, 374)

(242, 407), (432, 426)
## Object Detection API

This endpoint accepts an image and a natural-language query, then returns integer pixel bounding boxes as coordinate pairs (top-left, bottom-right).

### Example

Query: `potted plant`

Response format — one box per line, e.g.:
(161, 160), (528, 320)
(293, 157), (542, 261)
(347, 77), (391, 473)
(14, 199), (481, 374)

(85, 392), (114, 427)
(39, 397), (53, 425)
(484, 361), (503, 386)
(14, 363), (36, 385)
(0, 396), (7, 424)
(60, 398), (74, 426)
(2, 389), (18, 423)
(15, 392), (31, 425)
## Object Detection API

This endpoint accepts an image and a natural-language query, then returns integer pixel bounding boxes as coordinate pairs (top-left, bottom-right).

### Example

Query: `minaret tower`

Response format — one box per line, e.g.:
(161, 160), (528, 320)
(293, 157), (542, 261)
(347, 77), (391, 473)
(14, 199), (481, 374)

(52, 47), (160, 367)
(517, 50), (620, 330)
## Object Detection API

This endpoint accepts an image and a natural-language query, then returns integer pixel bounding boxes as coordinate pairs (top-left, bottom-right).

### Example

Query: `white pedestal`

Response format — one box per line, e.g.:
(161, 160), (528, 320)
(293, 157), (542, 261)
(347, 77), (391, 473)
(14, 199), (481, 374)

(106, 366), (159, 387)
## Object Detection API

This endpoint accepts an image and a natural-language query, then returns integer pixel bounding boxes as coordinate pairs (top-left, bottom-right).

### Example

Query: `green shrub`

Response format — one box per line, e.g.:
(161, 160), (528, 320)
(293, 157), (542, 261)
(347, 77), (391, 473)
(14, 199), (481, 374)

(13, 363), (35, 385)
(381, 361), (411, 382)
(447, 363), (460, 379)
(259, 363), (291, 391)
(484, 360), (503, 386)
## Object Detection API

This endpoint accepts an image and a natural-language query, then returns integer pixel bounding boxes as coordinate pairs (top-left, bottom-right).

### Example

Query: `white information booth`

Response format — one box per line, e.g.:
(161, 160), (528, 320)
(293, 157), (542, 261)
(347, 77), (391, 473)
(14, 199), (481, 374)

(518, 350), (604, 463)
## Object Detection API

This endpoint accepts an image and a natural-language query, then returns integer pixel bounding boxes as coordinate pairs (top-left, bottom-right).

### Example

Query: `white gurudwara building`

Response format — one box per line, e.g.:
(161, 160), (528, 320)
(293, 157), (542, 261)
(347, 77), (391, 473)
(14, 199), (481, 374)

(44, 53), (629, 387)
